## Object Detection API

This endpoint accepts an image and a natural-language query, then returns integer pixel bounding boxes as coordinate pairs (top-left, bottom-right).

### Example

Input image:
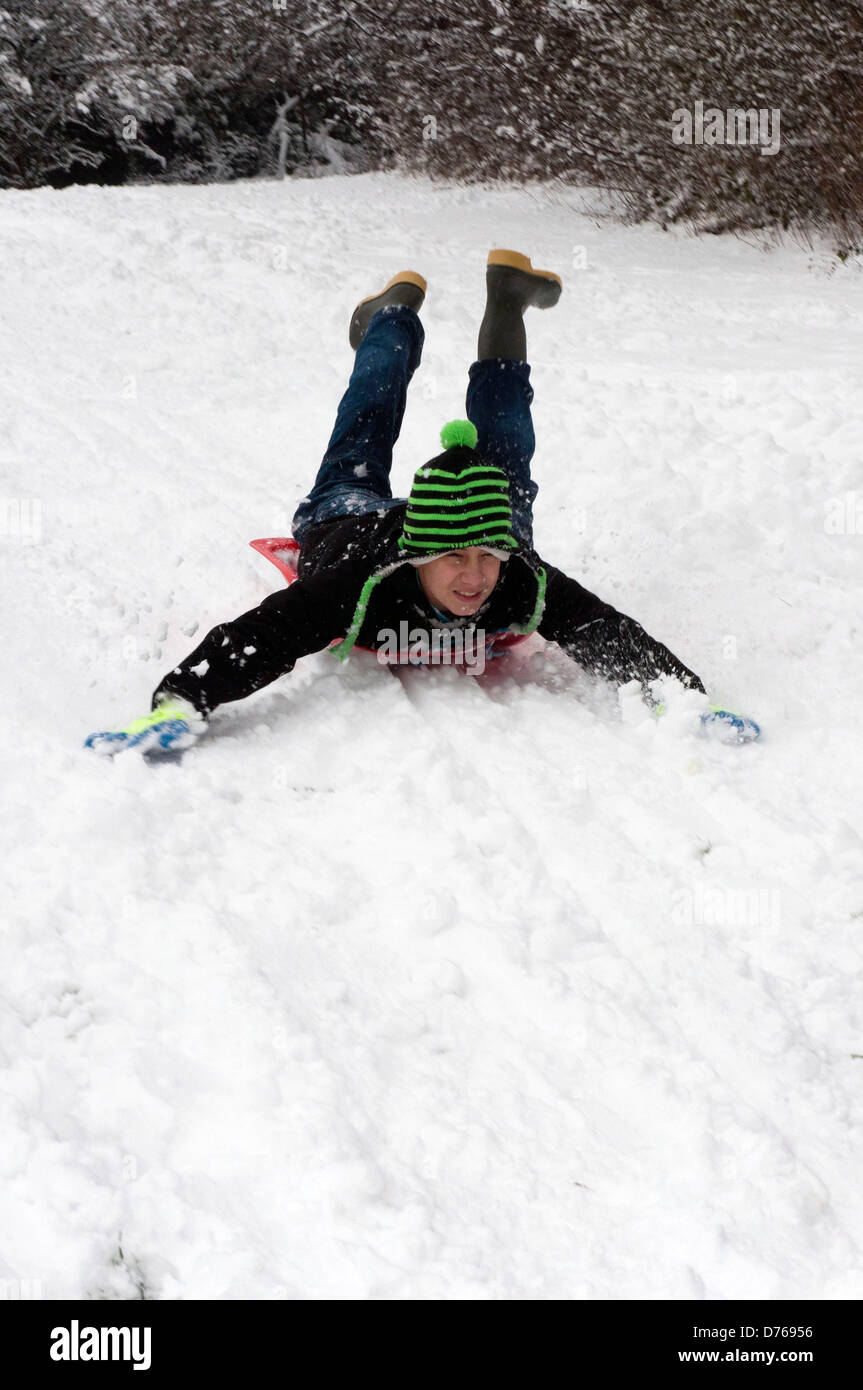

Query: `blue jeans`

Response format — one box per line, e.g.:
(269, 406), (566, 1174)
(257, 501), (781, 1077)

(291, 304), (538, 546)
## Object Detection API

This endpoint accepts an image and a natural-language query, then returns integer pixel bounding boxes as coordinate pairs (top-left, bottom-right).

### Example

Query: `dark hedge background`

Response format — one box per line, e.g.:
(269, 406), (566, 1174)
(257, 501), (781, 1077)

(2, 0), (861, 247)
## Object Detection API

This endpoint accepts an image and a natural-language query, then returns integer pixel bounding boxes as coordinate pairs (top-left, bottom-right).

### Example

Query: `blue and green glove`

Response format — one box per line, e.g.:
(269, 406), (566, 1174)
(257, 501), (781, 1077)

(699, 705), (760, 744)
(84, 698), (207, 757)
(651, 696), (761, 744)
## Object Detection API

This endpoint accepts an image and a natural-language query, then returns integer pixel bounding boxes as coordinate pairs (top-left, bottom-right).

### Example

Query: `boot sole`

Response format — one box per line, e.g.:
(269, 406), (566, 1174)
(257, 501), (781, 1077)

(487, 249), (562, 307)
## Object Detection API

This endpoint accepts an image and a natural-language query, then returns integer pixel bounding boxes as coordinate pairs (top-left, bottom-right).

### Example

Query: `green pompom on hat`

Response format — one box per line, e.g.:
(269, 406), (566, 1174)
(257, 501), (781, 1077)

(397, 419), (519, 556)
(440, 418), (478, 451)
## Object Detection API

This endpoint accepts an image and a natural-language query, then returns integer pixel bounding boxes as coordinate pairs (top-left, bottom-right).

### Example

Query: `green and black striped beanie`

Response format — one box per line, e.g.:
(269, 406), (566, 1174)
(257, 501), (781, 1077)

(397, 420), (519, 558)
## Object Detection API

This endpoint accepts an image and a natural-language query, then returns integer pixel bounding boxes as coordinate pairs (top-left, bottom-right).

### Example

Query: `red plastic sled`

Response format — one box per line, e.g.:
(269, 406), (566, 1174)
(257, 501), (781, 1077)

(249, 537), (528, 663)
(249, 536), (302, 584)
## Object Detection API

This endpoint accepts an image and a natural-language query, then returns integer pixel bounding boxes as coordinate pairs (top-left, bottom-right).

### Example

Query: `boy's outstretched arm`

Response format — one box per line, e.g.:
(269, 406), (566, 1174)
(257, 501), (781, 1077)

(538, 563), (760, 740)
(538, 563), (705, 693)
(152, 573), (357, 715)
(85, 569), (359, 756)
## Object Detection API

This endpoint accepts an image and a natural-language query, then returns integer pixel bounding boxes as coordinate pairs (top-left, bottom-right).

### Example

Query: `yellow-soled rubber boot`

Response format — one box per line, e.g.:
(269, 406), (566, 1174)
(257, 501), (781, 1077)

(479, 250), (562, 359)
(486, 249), (562, 309)
(349, 270), (427, 348)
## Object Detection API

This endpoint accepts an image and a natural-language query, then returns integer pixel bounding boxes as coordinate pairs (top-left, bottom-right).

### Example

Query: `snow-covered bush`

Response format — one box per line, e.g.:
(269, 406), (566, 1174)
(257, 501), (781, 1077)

(1, 0), (860, 248)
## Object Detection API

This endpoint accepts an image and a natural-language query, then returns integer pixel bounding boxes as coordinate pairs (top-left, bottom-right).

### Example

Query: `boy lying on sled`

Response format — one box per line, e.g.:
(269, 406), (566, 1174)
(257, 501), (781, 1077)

(86, 250), (759, 756)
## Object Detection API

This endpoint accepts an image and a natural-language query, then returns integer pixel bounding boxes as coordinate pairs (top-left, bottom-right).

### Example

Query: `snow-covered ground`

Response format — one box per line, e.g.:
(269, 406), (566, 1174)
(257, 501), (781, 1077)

(1, 173), (862, 1300)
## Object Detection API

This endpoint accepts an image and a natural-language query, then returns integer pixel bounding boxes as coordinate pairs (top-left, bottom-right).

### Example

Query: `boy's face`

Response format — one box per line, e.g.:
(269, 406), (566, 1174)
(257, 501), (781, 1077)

(416, 547), (502, 617)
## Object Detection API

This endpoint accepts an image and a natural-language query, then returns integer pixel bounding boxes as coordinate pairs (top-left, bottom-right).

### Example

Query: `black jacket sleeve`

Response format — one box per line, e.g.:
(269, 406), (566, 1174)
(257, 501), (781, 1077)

(152, 567), (361, 715)
(537, 562), (705, 694)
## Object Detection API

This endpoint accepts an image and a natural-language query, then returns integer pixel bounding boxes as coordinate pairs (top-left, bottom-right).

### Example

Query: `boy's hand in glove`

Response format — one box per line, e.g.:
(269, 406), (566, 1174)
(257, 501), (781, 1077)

(646, 683), (761, 745)
(84, 698), (207, 757)
(699, 706), (761, 744)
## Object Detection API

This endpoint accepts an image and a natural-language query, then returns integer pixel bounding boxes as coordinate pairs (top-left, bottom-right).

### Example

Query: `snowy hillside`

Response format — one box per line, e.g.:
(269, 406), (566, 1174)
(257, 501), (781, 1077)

(2, 172), (862, 1300)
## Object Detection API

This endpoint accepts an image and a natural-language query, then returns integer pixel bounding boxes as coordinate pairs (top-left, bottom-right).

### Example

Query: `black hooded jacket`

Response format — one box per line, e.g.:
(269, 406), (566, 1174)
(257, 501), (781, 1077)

(152, 507), (704, 715)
